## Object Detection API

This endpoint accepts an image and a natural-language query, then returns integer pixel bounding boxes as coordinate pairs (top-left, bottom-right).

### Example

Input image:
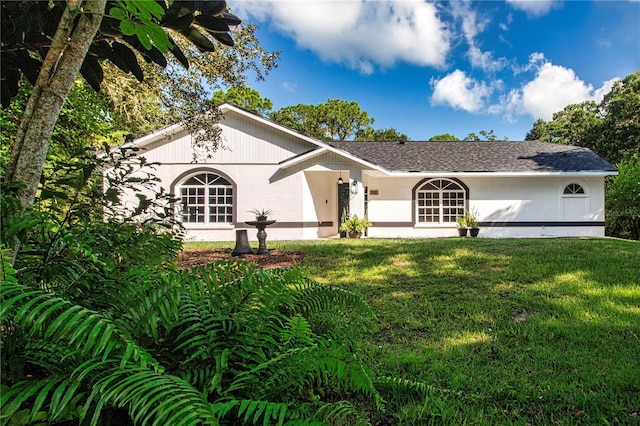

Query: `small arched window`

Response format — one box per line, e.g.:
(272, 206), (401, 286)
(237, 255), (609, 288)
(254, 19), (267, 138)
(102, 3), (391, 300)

(563, 183), (586, 196)
(179, 173), (233, 224)
(415, 178), (467, 224)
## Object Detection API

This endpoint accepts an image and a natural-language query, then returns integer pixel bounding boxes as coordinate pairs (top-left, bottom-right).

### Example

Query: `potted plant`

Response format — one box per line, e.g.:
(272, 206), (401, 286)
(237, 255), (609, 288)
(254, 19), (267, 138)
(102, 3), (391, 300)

(465, 209), (480, 237)
(339, 214), (372, 238)
(456, 215), (468, 237)
(248, 208), (273, 221)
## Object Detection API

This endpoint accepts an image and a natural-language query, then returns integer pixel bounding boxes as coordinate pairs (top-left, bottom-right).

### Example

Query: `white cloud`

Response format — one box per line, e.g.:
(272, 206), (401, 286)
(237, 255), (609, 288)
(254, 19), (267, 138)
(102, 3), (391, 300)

(496, 58), (618, 121)
(232, 0), (451, 73)
(593, 78), (618, 101)
(468, 46), (509, 73)
(505, 0), (558, 17)
(430, 69), (493, 113)
(449, 1), (508, 72)
(281, 82), (297, 93)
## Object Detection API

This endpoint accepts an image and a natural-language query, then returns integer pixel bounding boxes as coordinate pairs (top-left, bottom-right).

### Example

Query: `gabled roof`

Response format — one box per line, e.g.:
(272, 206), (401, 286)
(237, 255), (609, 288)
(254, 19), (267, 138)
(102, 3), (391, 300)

(329, 141), (617, 174)
(125, 102), (617, 176)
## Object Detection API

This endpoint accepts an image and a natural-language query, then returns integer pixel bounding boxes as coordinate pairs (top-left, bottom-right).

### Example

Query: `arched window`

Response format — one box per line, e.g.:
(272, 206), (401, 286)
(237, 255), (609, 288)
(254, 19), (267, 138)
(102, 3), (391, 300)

(179, 173), (233, 224)
(415, 178), (467, 224)
(563, 183), (585, 195)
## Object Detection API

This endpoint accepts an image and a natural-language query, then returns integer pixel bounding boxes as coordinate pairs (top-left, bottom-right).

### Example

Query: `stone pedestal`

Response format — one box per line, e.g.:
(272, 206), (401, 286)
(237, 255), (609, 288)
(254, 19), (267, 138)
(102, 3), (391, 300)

(245, 220), (276, 255)
(231, 229), (253, 256)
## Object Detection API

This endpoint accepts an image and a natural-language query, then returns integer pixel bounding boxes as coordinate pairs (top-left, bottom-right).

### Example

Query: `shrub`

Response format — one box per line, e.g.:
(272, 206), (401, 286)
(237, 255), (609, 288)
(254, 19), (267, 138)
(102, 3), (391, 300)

(0, 259), (391, 425)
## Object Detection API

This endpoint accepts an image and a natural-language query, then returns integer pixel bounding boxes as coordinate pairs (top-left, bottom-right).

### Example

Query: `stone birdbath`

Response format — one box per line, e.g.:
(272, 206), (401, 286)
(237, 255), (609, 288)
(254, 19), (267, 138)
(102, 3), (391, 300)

(244, 220), (276, 254)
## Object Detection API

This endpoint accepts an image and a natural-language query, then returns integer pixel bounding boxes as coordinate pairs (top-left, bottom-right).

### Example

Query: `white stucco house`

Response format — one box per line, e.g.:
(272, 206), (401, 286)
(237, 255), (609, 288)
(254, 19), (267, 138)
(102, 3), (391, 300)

(120, 103), (618, 241)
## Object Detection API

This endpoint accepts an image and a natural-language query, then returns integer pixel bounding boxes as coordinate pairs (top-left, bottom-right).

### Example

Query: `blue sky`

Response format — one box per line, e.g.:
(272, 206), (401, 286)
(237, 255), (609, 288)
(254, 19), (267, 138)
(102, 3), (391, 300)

(231, 1), (639, 141)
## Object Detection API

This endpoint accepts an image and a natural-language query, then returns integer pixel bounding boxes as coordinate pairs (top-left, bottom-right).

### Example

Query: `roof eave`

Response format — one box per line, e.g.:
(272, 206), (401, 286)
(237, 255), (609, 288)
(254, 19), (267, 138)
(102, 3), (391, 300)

(382, 170), (619, 177)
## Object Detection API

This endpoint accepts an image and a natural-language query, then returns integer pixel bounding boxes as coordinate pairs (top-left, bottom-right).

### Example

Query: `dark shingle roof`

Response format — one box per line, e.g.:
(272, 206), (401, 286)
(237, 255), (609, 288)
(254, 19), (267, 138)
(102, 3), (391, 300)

(328, 141), (617, 173)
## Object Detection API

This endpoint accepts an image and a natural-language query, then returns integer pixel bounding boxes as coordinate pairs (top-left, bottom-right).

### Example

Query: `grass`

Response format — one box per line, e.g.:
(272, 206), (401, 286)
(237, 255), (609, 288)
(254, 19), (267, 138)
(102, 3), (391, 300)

(185, 238), (640, 425)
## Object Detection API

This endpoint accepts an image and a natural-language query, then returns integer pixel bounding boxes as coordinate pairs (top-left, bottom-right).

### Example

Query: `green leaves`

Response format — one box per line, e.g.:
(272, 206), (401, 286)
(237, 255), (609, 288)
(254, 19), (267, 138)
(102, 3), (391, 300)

(109, 2), (171, 52)
(2, 237), (385, 425)
(525, 71), (640, 165)
(269, 99), (375, 141)
(1, 0), (243, 106)
(606, 155), (640, 239)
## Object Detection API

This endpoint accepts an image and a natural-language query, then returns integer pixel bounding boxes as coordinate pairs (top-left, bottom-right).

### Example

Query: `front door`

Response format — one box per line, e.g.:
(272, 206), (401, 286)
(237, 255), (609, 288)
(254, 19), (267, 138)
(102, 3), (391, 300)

(337, 183), (350, 236)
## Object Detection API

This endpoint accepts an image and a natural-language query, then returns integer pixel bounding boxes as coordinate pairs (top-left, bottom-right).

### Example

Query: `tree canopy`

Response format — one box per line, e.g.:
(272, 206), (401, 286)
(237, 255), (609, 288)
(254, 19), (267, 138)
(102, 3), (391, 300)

(268, 98), (408, 141)
(1, 1), (278, 216)
(606, 155), (640, 240)
(463, 130), (507, 141)
(212, 86), (274, 115)
(269, 99), (374, 141)
(355, 126), (409, 141)
(525, 71), (640, 165)
(429, 133), (460, 141)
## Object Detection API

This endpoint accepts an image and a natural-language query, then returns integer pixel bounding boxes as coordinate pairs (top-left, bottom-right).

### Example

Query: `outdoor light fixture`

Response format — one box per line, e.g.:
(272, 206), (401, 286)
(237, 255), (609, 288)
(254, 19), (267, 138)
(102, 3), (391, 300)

(350, 179), (358, 194)
(337, 172), (343, 185)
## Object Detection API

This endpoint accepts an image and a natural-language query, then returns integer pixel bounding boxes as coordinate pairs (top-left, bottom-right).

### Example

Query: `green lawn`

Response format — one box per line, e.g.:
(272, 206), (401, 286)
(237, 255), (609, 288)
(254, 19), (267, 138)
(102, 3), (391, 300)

(186, 238), (640, 425)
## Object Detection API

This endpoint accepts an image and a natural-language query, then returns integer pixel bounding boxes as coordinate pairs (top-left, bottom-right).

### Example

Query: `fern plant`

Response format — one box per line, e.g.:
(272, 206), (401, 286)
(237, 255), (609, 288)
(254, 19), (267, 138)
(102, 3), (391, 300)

(1, 258), (394, 425)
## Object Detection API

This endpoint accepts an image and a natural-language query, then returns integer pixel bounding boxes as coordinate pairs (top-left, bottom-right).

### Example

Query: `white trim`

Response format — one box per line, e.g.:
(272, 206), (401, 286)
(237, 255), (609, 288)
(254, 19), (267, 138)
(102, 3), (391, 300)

(561, 181), (589, 198)
(278, 148), (328, 168)
(383, 171), (618, 178)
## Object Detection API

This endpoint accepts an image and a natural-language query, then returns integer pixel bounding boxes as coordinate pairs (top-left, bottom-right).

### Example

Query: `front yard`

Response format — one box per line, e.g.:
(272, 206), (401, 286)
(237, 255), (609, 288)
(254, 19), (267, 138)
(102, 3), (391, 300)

(185, 238), (640, 425)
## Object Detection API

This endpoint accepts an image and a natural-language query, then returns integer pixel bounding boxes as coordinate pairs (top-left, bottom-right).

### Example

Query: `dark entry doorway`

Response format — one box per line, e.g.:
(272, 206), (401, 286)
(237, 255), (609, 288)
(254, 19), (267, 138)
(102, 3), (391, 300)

(337, 182), (350, 236)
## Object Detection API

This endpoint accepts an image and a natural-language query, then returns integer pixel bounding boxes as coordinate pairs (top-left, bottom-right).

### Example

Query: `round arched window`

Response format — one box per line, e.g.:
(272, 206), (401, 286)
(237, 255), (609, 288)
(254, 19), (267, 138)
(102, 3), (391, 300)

(563, 183), (585, 195)
(415, 178), (467, 224)
(179, 173), (233, 224)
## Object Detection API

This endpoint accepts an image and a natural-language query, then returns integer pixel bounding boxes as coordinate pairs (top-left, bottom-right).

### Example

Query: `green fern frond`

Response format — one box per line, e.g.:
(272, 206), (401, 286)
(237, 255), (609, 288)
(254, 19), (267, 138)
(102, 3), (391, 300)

(280, 315), (314, 346)
(1, 281), (158, 367)
(315, 400), (371, 426)
(212, 399), (294, 426)
(374, 376), (437, 404)
(87, 365), (218, 426)
(0, 376), (85, 424)
(228, 342), (382, 407)
(115, 272), (181, 340)
(292, 283), (375, 320)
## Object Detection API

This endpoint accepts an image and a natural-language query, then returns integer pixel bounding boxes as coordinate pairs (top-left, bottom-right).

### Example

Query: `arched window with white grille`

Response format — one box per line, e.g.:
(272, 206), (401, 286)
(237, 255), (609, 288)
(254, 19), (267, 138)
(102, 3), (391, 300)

(179, 173), (233, 224)
(563, 183), (585, 195)
(414, 178), (467, 224)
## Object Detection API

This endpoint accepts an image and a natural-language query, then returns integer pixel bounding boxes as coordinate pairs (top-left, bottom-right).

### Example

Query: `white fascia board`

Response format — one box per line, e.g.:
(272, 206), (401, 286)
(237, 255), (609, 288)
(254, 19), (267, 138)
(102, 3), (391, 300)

(384, 170), (619, 178)
(133, 122), (186, 149)
(279, 148), (329, 168)
(278, 146), (389, 174)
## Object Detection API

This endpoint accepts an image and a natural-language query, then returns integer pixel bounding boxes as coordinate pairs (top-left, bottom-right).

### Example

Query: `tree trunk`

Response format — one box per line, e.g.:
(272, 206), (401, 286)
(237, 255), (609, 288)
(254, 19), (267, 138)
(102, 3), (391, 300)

(5, 0), (107, 212)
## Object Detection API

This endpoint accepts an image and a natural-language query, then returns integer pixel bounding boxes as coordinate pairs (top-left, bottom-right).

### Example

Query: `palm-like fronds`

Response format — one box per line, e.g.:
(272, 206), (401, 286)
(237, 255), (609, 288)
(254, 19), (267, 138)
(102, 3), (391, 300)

(1, 258), (398, 425)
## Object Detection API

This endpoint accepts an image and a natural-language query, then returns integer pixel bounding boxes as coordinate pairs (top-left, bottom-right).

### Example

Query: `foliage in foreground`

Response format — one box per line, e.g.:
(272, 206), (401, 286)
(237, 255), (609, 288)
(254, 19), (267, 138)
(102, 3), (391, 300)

(1, 256), (416, 425)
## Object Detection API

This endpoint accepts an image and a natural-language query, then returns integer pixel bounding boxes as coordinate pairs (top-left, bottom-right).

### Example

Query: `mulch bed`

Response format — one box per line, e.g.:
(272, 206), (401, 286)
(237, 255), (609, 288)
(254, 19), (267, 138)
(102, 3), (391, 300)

(177, 248), (308, 270)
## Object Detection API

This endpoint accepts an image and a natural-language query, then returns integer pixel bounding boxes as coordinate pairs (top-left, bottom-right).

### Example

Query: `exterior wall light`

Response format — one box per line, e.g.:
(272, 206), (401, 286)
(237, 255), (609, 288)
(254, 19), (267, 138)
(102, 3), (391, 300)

(338, 172), (343, 185)
(350, 179), (358, 194)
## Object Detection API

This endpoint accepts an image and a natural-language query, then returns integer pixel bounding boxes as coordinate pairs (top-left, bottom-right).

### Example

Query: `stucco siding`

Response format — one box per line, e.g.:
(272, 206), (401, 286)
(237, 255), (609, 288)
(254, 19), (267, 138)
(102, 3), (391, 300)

(363, 174), (606, 238)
